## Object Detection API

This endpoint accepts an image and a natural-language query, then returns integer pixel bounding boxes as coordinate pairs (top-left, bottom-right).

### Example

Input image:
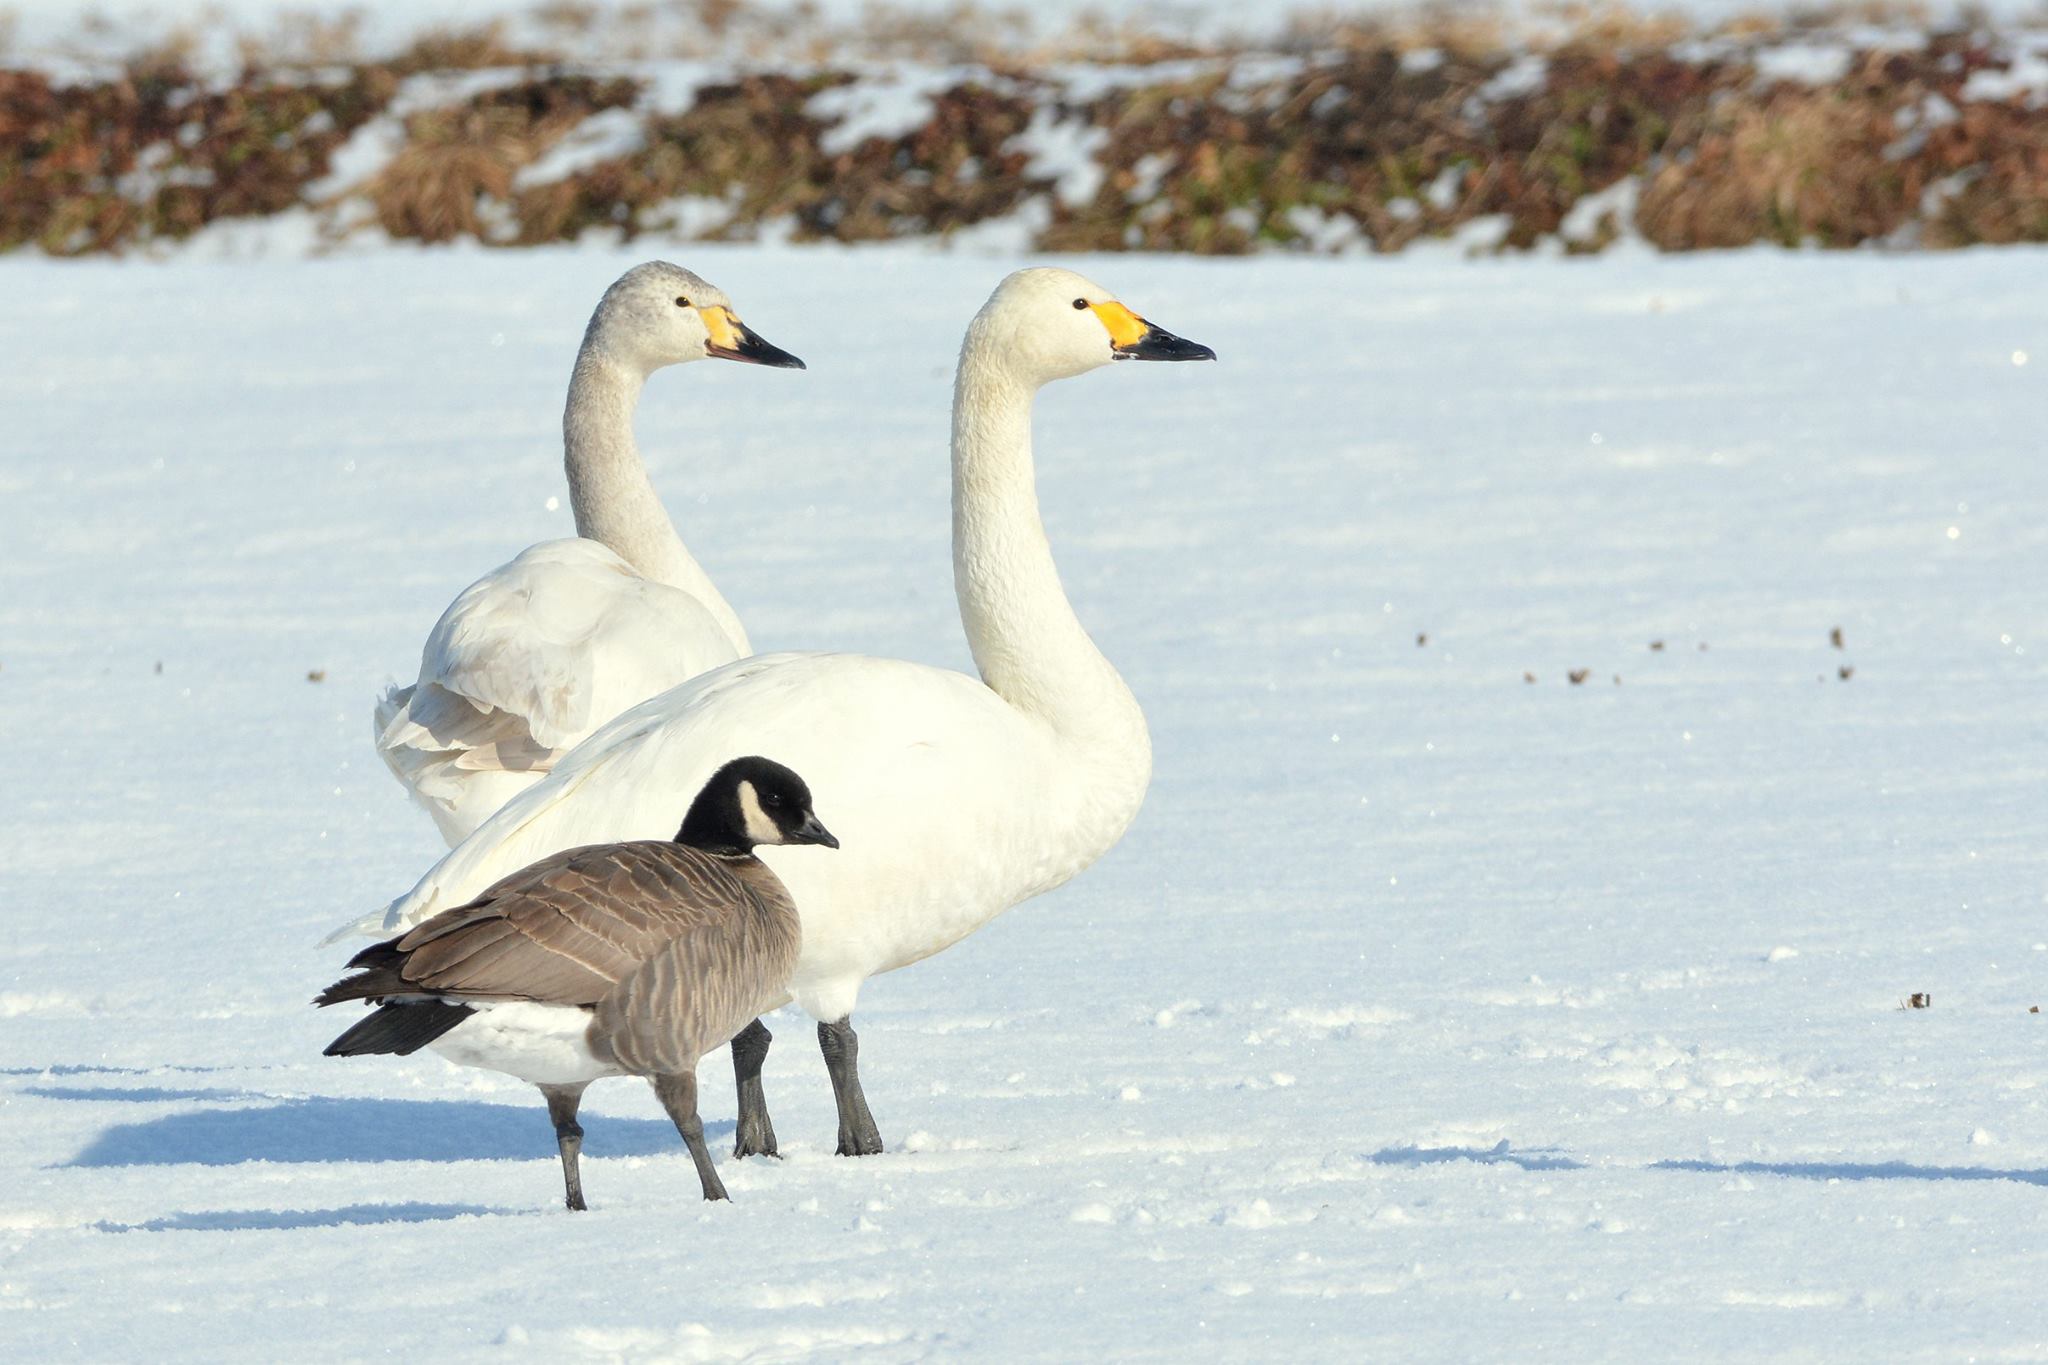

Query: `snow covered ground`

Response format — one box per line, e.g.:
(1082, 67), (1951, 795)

(2, 242), (2045, 1360)
(12, 0), (2048, 67)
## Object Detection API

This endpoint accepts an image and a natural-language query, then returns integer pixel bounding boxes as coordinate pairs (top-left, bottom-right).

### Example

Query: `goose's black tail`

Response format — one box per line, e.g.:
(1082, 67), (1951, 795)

(321, 999), (474, 1057)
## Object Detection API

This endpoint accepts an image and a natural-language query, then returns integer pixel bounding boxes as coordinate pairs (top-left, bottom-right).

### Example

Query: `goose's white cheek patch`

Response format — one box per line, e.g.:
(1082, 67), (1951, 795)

(737, 780), (781, 845)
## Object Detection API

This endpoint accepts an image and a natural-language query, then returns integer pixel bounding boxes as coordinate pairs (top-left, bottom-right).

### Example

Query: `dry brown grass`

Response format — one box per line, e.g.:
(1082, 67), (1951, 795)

(3, 4), (2047, 255)
(512, 72), (1044, 245)
(1919, 100), (2048, 246)
(365, 75), (640, 243)
(386, 22), (545, 75)
(0, 60), (393, 254)
(232, 12), (368, 70)
(1540, 2), (1694, 51)
(1639, 93), (1907, 247)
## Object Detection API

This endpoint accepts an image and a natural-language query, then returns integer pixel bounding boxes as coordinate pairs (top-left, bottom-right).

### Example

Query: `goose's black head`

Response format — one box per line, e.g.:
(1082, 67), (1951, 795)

(677, 756), (838, 856)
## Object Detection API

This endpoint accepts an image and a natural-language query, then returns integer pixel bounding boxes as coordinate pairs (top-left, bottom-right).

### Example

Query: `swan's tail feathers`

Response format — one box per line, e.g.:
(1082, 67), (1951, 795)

(372, 683), (476, 838)
(379, 684), (556, 773)
(372, 684), (412, 748)
(374, 682), (559, 845)
(319, 895), (410, 947)
(370, 683), (431, 796)
(323, 1000), (474, 1057)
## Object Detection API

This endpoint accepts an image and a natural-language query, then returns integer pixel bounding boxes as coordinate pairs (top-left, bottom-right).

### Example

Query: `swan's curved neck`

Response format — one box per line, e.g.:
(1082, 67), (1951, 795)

(951, 350), (1149, 781)
(562, 348), (750, 654)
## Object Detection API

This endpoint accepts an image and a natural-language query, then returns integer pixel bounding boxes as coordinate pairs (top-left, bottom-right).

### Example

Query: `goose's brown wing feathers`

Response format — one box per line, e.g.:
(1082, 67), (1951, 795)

(371, 841), (759, 1006)
(598, 882), (802, 1073)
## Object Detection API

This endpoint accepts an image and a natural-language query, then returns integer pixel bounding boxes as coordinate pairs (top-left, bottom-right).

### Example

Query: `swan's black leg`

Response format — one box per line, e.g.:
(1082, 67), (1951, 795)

(818, 1017), (883, 1156)
(653, 1071), (729, 1201)
(731, 1017), (779, 1159)
(540, 1082), (591, 1212)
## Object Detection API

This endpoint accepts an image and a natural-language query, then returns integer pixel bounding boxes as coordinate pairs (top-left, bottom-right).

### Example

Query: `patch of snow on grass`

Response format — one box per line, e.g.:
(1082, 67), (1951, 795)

(1010, 105), (1108, 206)
(1755, 42), (1854, 85)
(809, 68), (964, 155)
(512, 107), (647, 191)
(1962, 49), (2048, 103)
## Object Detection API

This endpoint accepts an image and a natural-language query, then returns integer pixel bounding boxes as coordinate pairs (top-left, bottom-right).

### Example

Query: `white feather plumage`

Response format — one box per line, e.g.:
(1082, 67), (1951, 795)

(347, 268), (1205, 1034)
(372, 264), (795, 842)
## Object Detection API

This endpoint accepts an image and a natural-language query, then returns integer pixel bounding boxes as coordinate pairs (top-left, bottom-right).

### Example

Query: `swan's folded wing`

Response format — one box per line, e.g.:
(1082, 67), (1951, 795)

(363, 540), (751, 847)
(375, 683), (558, 781)
(391, 842), (753, 1005)
(406, 539), (741, 754)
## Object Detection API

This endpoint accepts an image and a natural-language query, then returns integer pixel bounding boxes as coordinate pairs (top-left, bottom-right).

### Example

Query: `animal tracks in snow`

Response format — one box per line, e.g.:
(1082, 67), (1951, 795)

(1580, 1040), (1824, 1112)
(1246, 1004), (1410, 1044)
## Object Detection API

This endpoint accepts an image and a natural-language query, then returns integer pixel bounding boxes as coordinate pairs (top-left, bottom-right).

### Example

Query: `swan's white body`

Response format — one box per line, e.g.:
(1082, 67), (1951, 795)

(371, 649), (1145, 1022)
(346, 268), (1202, 1030)
(373, 264), (792, 844)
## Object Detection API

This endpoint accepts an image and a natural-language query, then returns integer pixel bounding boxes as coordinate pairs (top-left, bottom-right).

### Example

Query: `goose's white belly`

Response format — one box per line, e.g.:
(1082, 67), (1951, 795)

(427, 1001), (621, 1086)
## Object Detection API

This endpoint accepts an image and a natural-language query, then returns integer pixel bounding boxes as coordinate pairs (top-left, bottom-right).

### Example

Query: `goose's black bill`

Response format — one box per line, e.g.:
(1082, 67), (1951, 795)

(1115, 324), (1216, 363)
(790, 813), (839, 849)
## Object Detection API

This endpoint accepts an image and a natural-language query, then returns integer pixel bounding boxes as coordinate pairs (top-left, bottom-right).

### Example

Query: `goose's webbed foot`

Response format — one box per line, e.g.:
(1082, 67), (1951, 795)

(654, 1071), (729, 1201)
(731, 1017), (780, 1160)
(541, 1083), (591, 1212)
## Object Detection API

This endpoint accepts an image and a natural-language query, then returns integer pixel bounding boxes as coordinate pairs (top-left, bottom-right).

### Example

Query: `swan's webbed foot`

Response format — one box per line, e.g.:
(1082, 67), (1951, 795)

(818, 1017), (884, 1156)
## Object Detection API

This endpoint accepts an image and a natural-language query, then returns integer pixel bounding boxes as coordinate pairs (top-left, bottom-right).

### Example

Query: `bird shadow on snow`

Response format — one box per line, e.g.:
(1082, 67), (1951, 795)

(97, 1203), (503, 1233)
(1, 1064), (235, 1078)
(1652, 1157), (2048, 1188)
(28, 1085), (253, 1104)
(1368, 1146), (2048, 1186)
(1370, 1141), (1586, 1172)
(54, 1092), (712, 1168)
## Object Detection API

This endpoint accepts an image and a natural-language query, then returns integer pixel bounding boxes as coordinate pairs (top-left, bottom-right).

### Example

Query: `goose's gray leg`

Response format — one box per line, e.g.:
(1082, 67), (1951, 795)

(818, 1017), (883, 1156)
(540, 1082), (591, 1212)
(653, 1071), (729, 1201)
(731, 1018), (779, 1160)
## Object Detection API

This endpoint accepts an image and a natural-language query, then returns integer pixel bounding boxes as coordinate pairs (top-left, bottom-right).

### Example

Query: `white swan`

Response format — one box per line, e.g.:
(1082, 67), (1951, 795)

(373, 262), (804, 844)
(339, 267), (1214, 1155)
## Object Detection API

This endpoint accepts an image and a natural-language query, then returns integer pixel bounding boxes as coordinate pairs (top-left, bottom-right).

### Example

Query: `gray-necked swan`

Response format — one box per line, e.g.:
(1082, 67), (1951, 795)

(372, 262), (803, 844)
(338, 266), (1213, 1157)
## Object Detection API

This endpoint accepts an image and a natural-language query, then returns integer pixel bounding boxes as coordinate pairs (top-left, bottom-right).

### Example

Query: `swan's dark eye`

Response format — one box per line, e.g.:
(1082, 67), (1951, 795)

(675, 296), (691, 308)
(1071, 298), (1088, 309)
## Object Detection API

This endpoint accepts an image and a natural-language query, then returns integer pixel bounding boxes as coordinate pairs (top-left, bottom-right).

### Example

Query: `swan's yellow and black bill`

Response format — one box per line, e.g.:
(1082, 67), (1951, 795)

(1090, 300), (1216, 362)
(699, 305), (806, 369)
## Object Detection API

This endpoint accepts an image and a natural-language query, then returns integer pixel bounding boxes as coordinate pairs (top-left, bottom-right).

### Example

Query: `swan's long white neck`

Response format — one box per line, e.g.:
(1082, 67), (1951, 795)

(562, 346), (750, 655)
(950, 340), (1151, 802)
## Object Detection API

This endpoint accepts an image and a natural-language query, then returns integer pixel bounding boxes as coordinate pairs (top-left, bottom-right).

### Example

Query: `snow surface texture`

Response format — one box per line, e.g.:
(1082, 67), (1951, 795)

(2, 244), (2046, 1360)
(12, 0), (2048, 71)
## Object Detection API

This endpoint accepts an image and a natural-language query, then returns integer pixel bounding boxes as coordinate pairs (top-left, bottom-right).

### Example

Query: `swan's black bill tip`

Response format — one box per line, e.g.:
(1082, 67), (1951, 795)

(710, 325), (806, 369)
(1115, 325), (1216, 362)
